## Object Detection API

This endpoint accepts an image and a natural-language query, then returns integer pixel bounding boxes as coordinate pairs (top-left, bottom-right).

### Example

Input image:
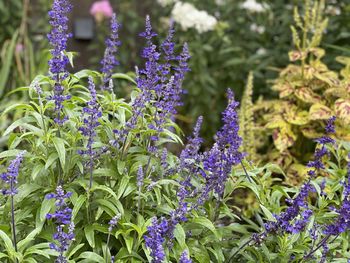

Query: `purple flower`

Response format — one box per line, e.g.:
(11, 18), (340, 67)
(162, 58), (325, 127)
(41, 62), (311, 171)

(323, 156), (350, 235)
(108, 214), (121, 232)
(0, 151), (26, 196)
(307, 117), (336, 177)
(160, 21), (175, 83)
(79, 77), (102, 186)
(325, 116), (336, 134)
(145, 217), (168, 263)
(113, 17), (190, 153)
(179, 250), (192, 263)
(47, 0), (72, 125)
(201, 89), (243, 198)
(265, 117), (338, 235)
(100, 13), (121, 90)
(137, 166), (144, 188)
(46, 185), (74, 262)
(265, 182), (314, 234)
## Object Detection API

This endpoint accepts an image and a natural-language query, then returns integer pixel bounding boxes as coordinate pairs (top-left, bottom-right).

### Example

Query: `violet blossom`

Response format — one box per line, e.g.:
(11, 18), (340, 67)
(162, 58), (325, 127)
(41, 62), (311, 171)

(100, 13), (121, 90)
(323, 155), (350, 235)
(145, 217), (168, 263)
(201, 89), (243, 199)
(265, 117), (337, 235)
(78, 77), (102, 188)
(179, 250), (192, 263)
(47, 0), (72, 125)
(1, 151), (26, 196)
(46, 185), (75, 263)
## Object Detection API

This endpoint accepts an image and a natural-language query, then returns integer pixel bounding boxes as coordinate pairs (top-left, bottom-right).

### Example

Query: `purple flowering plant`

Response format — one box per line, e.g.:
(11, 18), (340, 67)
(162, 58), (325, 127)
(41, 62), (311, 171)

(0, 0), (349, 262)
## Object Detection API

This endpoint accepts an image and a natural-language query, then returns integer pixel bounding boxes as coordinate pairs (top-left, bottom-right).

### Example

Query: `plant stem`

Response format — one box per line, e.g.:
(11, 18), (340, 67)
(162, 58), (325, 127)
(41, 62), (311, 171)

(303, 234), (338, 261)
(89, 156), (93, 190)
(228, 232), (265, 262)
(240, 160), (252, 183)
(137, 186), (142, 214)
(10, 195), (18, 263)
(105, 232), (111, 263)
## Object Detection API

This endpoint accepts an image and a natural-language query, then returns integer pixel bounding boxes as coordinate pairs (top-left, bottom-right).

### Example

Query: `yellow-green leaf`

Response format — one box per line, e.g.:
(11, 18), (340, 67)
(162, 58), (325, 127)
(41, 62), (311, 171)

(295, 87), (321, 104)
(335, 99), (350, 125)
(309, 104), (333, 120)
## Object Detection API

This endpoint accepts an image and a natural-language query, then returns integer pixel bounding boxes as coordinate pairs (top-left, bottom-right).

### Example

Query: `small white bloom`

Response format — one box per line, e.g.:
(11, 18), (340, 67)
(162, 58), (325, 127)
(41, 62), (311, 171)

(171, 2), (218, 33)
(256, 48), (267, 55)
(250, 23), (265, 34)
(215, 0), (225, 6)
(241, 0), (269, 13)
(325, 5), (341, 16)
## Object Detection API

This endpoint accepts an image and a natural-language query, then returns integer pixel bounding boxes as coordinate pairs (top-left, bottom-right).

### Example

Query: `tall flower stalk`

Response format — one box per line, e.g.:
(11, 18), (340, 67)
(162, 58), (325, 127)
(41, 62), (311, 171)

(100, 13), (121, 91)
(47, 0), (72, 125)
(199, 89), (243, 204)
(46, 185), (75, 263)
(79, 77), (102, 189)
(0, 151), (25, 258)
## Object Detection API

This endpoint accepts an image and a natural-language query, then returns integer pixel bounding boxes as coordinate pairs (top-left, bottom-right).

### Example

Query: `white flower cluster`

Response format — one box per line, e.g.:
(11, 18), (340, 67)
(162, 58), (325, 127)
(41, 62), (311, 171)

(241, 0), (269, 13)
(156, 0), (177, 7)
(171, 2), (218, 33)
(250, 23), (265, 34)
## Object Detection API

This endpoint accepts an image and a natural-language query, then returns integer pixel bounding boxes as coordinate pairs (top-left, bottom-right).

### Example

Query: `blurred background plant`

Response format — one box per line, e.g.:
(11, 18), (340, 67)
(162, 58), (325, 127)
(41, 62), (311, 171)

(83, 0), (350, 143)
(243, 0), (350, 186)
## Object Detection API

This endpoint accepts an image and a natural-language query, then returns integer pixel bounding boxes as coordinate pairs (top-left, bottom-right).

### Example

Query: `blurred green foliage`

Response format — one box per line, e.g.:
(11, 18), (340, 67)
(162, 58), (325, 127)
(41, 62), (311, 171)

(89, 0), (350, 143)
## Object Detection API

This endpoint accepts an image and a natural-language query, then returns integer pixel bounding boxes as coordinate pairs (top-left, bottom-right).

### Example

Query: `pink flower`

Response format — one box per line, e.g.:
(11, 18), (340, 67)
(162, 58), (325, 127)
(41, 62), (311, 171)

(90, 0), (113, 22)
(15, 43), (24, 53)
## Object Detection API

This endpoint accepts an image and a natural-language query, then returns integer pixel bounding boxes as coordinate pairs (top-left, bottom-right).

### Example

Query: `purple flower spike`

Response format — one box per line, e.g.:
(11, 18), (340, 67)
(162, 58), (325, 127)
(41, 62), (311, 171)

(100, 13), (121, 90)
(201, 89), (243, 198)
(46, 185), (74, 262)
(47, 0), (73, 125)
(323, 155), (350, 235)
(137, 166), (144, 188)
(79, 77), (102, 171)
(179, 250), (192, 263)
(1, 151), (26, 196)
(108, 214), (121, 232)
(264, 117), (338, 235)
(145, 217), (168, 263)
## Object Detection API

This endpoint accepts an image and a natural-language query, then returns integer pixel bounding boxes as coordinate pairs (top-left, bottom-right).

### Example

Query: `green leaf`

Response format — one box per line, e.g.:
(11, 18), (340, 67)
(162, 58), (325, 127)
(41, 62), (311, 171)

(0, 31), (18, 98)
(67, 243), (85, 259)
(17, 227), (42, 252)
(84, 225), (95, 248)
(52, 137), (66, 170)
(117, 176), (129, 199)
(174, 224), (186, 249)
(112, 73), (137, 85)
(122, 234), (133, 254)
(0, 149), (24, 159)
(0, 229), (16, 255)
(3, 116), (35, 136)
(78, 252), (104, 263)
(40, 198), (55, 222)
(0, 252), (8, 259)
(260, 204), (276, 221)
(72, 195), (86, 220)
(191, 217), (221, 240)
(1, 103), (34, 117)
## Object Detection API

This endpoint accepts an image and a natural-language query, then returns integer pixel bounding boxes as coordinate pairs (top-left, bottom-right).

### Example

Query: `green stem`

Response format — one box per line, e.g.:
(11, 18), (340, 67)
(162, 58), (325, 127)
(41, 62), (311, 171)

(10, 194), (18, 263)
(105, 232), (111, 263)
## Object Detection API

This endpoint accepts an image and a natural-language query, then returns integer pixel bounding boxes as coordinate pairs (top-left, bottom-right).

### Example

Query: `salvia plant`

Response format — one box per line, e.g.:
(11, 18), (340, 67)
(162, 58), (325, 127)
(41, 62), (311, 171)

(0, 0), (349, 263)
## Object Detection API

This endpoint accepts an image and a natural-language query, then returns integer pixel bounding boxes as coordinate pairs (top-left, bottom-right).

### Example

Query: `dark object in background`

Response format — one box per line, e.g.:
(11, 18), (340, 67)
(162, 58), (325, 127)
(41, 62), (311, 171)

(74, 17), (94, 40)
